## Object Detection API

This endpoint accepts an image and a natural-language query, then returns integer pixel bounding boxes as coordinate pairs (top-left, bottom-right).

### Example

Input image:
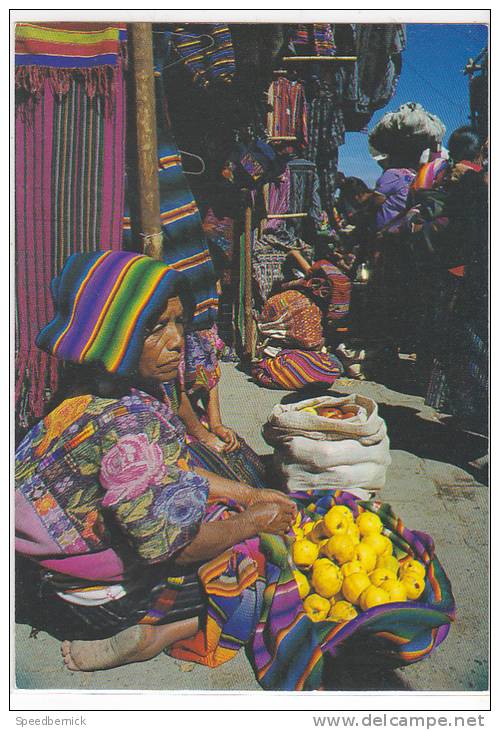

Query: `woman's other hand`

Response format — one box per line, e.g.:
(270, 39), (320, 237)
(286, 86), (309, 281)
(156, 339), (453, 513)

(245, 501), (296, 536)
(198, 431), (227, 453)
(212, 424), (240, 453)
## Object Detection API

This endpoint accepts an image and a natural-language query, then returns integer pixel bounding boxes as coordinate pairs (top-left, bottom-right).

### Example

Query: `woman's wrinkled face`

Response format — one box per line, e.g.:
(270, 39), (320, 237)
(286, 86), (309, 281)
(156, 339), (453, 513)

(138, 296), (184, 382)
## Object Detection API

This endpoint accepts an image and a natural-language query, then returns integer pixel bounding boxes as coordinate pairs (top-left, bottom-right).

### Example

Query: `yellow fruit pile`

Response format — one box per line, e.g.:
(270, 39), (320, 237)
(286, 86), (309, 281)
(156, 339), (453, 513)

(291, 506), (426, 623)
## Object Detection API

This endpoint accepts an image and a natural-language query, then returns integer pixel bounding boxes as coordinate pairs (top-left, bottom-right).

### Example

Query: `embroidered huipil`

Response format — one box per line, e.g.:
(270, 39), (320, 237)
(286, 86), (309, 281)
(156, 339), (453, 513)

(15, 389), (209, 590)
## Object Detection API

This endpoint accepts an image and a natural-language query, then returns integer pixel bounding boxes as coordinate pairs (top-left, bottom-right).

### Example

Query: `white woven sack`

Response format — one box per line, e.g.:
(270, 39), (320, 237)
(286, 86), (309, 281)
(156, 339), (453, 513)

(263, 394), (387, 446)
(275, 459), (387, 494)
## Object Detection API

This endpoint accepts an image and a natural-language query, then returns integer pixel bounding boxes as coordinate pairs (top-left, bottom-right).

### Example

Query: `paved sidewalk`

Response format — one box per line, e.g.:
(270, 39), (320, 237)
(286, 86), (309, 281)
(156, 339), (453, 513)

(15, 363), (489, 692)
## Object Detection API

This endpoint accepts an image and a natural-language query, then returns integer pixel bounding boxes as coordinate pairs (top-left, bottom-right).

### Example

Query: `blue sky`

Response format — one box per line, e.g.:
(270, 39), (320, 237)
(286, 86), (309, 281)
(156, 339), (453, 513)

(338, 23), (489, 187)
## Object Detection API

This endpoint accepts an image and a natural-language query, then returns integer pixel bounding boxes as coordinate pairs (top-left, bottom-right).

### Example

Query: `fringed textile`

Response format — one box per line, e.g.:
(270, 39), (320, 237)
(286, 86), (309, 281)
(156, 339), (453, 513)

(15, 22), (126, 100)
(15, 36), (126, 430)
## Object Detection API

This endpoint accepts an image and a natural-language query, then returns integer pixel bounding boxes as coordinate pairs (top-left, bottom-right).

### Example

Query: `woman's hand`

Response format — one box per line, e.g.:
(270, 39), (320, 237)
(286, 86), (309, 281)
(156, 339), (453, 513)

(211, 424), (240, 453)
(246, 488), (297, 518)
(245, 501), (296, 536)
(198, 430), (227, 453)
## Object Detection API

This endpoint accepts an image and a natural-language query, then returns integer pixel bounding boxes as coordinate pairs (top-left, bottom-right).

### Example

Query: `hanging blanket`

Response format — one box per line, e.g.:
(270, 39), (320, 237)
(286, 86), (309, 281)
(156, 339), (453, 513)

(170, 490), (455, 691)
(170, 24), (235, 88)
(15, 23), (127, 431)
(123, 57), (218, 330)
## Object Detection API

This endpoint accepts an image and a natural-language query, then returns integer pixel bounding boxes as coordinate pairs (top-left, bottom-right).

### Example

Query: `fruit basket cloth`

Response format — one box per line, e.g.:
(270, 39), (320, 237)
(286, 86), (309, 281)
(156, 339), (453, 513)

(168, 491), (455, 691)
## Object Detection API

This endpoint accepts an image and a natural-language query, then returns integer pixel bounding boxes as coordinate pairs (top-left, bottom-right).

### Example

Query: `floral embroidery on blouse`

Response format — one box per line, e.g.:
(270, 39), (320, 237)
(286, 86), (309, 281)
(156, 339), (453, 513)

(15, 389), (209, 565)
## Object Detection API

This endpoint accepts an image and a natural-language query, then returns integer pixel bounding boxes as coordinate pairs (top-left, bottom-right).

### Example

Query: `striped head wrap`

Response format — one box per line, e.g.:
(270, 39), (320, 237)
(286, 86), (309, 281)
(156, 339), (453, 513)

(36, 251), (194, 376)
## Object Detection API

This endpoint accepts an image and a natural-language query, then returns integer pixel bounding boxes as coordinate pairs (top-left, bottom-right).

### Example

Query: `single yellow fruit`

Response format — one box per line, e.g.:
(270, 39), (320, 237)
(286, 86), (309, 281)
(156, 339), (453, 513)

(369, 567), (395, 588)
(323, 534), (355, 564)
(359, 585), (390, 611)
(353, 542), (377, 573)
(376, 555), (400, 574)
(292, 539), (319, 569)
(325, 505), (354, 524)
(341, 560), (364, 578)
(356, 511), (383, 537)
(362, 533), (393, 557)
(313, 557), (335, 573)
(324, 511), (349, 538)
(401, 574), (425, 600)
(328, 600), (358, 622)
(346, 523), (361, 544)
(383, 579), (407, 603)
(302, 522), (315, 536)
(399, 559), (426, 581)
(309, 520), (329, 544)
(342, 572), (371, 605)
(303, 593), (330, 621)
(311, 562), (343, 599)
(302, 406), (318, 414)
(293, 570), (310, 600)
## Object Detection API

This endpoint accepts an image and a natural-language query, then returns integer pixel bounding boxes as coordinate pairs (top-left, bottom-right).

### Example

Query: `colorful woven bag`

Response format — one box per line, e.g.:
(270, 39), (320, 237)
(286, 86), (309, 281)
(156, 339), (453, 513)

(251, 349), (342, 390)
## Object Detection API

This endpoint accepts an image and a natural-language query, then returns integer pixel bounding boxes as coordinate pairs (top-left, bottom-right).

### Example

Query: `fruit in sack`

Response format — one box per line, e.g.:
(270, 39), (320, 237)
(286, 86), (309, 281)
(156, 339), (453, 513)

(323, 534), (355, 564)
(311, 561), (343, 599)
(293, 570), (311, 599)
(302, 407), (319, 414)
(382, 579), (408, 603)
(376, 554), (400, 574)
(399, 559), (426, 581)
(342, 572), (371, 605)
(353, 542), (377, 573)
(362, 533), (393, 557)
(359, 585), (390, 611)
(303, 593), (330, 621)
(324, 511), (349, 538)
(401, 574), (425, 600)
(369, 567), (395, 588)
(356, 511), (383, 537)
(328, 600), (358, 622)
(341, 560), (364, 577)
(292, 539), (319, 569)
(316, 406), (344, 419)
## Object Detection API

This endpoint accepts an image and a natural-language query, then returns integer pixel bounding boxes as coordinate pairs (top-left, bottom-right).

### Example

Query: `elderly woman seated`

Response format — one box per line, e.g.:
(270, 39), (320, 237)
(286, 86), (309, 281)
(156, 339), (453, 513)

(15, 251), (296, 672)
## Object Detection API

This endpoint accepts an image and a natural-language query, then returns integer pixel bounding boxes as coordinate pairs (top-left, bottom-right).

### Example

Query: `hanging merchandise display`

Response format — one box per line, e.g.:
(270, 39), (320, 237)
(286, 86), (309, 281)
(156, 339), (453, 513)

(287, 24), (337, 57)
(15, 22), (127, 432)
(123, 39), (219, 331)
(169, 24), (236, 87)
(266, 76), (309, 147)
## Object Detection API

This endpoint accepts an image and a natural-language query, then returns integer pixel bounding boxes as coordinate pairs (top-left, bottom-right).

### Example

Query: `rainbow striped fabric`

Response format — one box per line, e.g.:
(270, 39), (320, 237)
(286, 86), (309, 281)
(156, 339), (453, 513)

(36, 251), (193, 376)
(123, 70), (218, 331)
(15, 23), (126, 98)
(169, 490), (455, 691)
(15, 22), (123, 69)
(252, 349), (342, 390)
(171, 24), (235, 87)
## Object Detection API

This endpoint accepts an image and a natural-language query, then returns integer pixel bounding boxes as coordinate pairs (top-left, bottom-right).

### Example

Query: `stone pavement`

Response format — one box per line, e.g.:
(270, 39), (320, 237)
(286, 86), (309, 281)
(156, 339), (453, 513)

(15, 363), (489, 692)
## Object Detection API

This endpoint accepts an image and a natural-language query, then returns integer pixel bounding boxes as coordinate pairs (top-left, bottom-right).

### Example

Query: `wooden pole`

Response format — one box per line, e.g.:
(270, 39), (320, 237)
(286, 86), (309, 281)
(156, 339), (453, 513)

(243, 197), (254, 357)
(130, 23), (163, 259)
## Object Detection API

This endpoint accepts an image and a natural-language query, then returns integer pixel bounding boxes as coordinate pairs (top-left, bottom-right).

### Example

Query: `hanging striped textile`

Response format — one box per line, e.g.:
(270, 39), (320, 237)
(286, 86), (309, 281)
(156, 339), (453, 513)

(171, 24), (235, 88)
(123, 70), (218, 331)
(266, 78), (308, 148)
(15, 22), (125, 98)
(288, 24), (336, 57)
(15, 23), (127, 432)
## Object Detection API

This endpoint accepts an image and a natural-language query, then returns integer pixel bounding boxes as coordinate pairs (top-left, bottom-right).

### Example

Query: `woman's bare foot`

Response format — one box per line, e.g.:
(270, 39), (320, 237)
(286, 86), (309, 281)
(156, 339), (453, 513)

(61, 617), (198, 672)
